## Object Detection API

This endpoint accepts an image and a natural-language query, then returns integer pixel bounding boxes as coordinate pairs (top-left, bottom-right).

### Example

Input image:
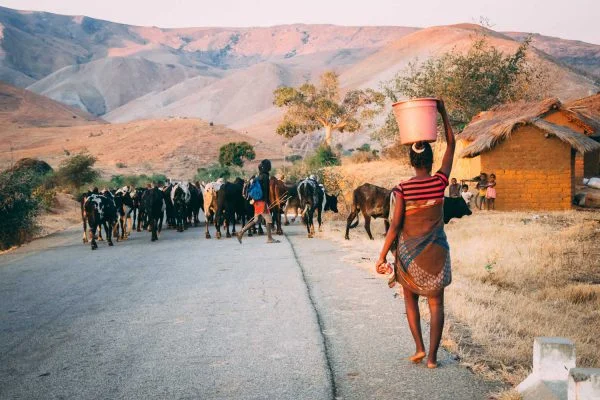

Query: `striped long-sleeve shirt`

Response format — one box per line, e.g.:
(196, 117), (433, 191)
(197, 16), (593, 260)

(394, 171), (449, 202)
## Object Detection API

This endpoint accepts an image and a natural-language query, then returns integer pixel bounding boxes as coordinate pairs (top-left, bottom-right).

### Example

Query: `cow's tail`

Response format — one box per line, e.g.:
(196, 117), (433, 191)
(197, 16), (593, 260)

(348, 191), (360, 229)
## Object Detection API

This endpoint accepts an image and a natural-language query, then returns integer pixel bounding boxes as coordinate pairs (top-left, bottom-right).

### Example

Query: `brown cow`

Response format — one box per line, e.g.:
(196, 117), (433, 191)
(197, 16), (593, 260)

(269, 176), (293, 235)
(345, 183), (391, 240)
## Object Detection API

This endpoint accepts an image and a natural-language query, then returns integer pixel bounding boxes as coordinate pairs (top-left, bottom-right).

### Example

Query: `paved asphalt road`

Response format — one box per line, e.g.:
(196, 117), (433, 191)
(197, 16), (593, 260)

(0, 224), (499, 399)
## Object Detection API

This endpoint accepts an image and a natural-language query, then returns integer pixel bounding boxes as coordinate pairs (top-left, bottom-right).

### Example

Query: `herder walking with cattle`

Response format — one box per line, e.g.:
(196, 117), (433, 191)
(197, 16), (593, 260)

(237, 159), (280, 244)
(375, 99), (456, 369)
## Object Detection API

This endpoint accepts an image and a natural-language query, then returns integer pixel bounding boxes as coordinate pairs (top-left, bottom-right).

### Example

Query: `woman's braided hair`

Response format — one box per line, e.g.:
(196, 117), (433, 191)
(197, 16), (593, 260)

(409, 141), (433, 172)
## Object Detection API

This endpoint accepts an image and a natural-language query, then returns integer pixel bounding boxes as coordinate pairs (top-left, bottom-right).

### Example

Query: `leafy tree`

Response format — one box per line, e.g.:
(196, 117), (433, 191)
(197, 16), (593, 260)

(56, 153), (99, 190)
(376, 31), (551, 141)
(218, 141), (256, 167)
(274, 71), (385, 147)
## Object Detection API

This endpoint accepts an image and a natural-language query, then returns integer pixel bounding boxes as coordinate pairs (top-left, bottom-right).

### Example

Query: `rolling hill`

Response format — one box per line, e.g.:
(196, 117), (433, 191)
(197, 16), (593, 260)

(0, 81), (103, 128)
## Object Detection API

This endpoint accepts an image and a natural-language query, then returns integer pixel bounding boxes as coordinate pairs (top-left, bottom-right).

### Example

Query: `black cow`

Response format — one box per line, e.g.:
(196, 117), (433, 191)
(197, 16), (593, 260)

(345, 183), (391, 240)
(443, 197), (472, 223)
(132, 187), (146, 232)
(297, 178), (338, 238)
(189, 182), (204, 227)
(141, 187), (165, 241)
(162, 183), (175, 229)
(171, 182), (190, 232)
(84, 193), (118, 250)
(215, 180), (247, 239)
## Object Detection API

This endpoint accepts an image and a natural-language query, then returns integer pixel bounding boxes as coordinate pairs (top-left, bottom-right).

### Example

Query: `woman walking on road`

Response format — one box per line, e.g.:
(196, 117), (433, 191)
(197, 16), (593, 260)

(375, 99), (455, 369)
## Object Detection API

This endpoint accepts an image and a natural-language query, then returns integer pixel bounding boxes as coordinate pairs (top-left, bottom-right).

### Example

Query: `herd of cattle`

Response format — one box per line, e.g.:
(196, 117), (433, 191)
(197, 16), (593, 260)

(81, 174), (473, 250)
(80, 176), (341, 250)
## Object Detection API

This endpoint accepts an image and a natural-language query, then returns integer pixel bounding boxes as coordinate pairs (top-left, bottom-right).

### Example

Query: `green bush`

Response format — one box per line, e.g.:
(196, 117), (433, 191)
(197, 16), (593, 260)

(56, 153), (99, 190)
(115, 162), (127, 169)
(0, 170), (41, 249)
(194, 164), (244, 183)
(306, 145), (340, 170)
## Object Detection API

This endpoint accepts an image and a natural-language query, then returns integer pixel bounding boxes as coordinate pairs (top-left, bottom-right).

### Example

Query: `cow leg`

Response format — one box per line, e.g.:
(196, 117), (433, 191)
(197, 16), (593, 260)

(364, 215), (374, 240)
(82, 217), (88, 244)
(317, 207), (323, 232)
(89, 225), (98, 250)
(97, 225), (104, 241)
(345, 209), (359, 240)
(105, 221), (114, 246)
(151, 218), (157, 242)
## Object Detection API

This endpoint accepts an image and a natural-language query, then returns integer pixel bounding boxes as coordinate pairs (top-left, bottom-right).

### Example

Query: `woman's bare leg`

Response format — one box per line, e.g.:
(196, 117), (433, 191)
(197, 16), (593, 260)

(427, 291), (445, 368)
(403, 287), (426, 362)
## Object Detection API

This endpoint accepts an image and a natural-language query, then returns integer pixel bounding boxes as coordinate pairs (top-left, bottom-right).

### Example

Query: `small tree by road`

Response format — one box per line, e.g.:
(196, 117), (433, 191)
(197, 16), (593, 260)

(274, 71), (385, 147)
(55, 153), (99, 191)
(218, 141), (256, 167)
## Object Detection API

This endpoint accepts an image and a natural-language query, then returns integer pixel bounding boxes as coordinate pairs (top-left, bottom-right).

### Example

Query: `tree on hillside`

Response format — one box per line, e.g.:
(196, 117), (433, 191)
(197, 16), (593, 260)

(374, 32), (552, 142)
(218, 141), (256, 167)
(56, 153), (99, 190)
(273, 71), (385, 147)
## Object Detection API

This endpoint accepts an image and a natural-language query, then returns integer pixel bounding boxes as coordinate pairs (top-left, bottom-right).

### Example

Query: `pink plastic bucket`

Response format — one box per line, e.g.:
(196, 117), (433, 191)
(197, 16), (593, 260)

(392, 98), (439, 145)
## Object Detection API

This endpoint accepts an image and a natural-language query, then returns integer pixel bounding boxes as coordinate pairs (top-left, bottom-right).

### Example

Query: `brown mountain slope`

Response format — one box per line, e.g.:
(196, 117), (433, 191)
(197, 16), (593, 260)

(505, 32), (600, 81)
(0, 118), (272, 179)
(340, 24), (598, 100)
(0, 81), (103, 128)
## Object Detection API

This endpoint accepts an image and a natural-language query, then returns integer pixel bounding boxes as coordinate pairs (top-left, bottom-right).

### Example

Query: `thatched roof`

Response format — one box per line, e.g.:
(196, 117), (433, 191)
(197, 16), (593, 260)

(564, 94), (600, 136)
(459, 98), (600, 158)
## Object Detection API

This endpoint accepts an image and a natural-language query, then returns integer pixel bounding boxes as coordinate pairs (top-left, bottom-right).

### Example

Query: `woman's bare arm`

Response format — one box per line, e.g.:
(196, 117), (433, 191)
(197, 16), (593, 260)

(376, 193), (405, 272)
(438, 100), (455, 178)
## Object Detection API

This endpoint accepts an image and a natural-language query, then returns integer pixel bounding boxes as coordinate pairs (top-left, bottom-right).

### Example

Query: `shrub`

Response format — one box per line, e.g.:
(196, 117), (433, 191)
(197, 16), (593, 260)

(218, 141), (256, 167)
(306, 145), (340, 170)
(0, 170), (41, 249)
(356, 143), (371, 152)
(115, 162), (127, 169)
(348, 150), (379, 164)
(10, 158), (53, 175)
(285, 154), (302, 163)
(56, 153), (99, 190)
(194, 164), (243, 183)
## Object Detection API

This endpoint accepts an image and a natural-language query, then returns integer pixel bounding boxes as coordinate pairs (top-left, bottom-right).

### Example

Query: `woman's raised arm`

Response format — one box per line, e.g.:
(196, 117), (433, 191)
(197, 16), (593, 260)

(438, 99), (455, 178)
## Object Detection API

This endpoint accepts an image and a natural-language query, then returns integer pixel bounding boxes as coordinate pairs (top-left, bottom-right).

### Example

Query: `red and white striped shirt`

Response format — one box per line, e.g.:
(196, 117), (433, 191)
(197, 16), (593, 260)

(395, 171), (449, 202)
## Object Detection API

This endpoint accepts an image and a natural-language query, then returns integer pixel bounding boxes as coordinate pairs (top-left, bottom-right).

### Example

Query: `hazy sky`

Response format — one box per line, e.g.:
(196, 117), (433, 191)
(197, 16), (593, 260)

(2, 0), (599, 44)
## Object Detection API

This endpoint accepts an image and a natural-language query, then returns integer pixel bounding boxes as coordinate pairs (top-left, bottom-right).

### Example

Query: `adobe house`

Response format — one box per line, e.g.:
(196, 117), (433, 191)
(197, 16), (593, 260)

(440, 97), (600, 211)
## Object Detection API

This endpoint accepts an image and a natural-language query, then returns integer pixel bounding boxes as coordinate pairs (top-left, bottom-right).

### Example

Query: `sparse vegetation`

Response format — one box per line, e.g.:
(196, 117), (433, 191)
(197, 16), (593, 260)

(115, 162), (127, 169)
(273, 71), (385, 146)
(218, 141), (256, 167)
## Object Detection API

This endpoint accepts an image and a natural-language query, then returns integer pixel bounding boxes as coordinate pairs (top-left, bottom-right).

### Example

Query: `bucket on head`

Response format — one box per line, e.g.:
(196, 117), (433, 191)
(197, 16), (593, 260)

(392, 98), (439, 145)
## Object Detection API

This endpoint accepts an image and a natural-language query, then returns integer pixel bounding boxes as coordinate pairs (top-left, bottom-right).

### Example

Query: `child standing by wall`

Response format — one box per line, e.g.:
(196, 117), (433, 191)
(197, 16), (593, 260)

(461, 184), (474, 208)
(486, 173), (497, 210)
(448, 178), (461, 198)
(475, 172), (488, 210)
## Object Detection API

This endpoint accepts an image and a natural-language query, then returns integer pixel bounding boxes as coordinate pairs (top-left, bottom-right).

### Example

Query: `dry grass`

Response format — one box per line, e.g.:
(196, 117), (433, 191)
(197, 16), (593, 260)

(320, 161), (600, 387)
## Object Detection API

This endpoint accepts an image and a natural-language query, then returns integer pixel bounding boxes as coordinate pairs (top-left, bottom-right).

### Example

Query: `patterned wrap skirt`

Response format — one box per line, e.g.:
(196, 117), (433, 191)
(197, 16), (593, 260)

(390, 201), (452, 297)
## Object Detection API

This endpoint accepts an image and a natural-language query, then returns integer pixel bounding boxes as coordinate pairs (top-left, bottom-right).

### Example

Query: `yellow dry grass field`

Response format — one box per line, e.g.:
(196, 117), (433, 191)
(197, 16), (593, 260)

(0, 118), (276, 179)
(321, 160), (600, 386)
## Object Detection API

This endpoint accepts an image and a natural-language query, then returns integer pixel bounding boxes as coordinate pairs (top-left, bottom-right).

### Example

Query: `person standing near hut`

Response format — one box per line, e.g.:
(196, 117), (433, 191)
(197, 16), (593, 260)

(375, 99), (455, 369)
(475, 173), (488, 210)
(486, 173), (497, 210)
(448, 178), (461, 198)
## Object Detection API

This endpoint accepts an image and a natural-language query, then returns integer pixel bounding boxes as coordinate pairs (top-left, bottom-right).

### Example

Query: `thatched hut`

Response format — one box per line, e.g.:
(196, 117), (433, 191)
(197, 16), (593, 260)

(437, 97), (600, 211)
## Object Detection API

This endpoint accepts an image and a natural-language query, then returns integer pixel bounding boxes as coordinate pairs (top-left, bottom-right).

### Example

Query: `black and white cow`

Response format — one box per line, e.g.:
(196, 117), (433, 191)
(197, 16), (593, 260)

(84, 193), (118, 250)
(297, 178), (338, 238)
(141, 187), (165, 242)
(114, 186), (135, 240)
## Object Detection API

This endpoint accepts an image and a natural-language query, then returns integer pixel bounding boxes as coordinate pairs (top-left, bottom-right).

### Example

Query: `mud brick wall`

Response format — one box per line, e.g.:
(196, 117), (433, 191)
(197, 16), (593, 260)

(480, 126), (573, 211)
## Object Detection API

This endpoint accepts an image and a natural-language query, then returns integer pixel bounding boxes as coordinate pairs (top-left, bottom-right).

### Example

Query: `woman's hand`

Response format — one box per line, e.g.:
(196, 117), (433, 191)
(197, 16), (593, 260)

(375, 257), (390, 274)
